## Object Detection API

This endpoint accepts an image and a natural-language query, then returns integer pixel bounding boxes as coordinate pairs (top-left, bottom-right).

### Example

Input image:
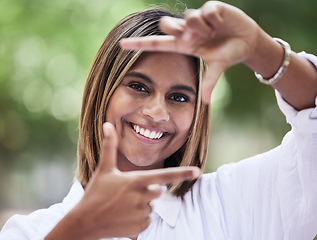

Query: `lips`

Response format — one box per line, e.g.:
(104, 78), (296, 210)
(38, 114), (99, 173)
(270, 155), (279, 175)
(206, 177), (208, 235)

(131, 123), (165, 140)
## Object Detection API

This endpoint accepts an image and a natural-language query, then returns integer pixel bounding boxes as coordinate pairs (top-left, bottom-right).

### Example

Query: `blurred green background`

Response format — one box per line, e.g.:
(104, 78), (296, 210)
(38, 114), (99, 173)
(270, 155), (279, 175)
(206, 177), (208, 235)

(0, 0), (316, 233)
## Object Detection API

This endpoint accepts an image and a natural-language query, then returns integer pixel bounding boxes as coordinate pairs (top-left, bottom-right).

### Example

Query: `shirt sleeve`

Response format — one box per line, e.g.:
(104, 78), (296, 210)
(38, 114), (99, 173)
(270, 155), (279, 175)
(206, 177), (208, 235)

(214, 52), (317, 239)
(0, 203), (64, 240)
(0, 181), (84, 240)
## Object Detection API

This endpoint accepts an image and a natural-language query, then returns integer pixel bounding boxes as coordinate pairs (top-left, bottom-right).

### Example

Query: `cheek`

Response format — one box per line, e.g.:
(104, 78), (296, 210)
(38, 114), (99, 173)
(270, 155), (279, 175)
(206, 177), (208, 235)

(107, 89), (132, 120)
(173, 108), (195, 137)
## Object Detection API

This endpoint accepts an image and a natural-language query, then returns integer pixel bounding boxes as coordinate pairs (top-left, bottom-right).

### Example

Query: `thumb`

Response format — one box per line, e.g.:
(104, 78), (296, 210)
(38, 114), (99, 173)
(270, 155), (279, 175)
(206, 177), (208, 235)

(201, 61), (226, 104)
(98, 122), (118, 173)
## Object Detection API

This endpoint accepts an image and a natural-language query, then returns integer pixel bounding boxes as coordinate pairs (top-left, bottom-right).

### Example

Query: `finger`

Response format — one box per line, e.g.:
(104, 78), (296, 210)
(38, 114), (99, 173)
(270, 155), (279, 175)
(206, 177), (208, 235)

(115, 211), (151, 237)
(201, 62), (226, 104)
(142, 184), (162, 202)
(120, 35), (195, 56)
(140, 202), (153, 216)
(137, 166), (201, 186)
(159, 16), (186, 37)
(136, 201), (153, 216)
(184, 9), (213, 38)
(98, 122), (118, 172)
(201, 1), (224, 30)
(121, 35), (180, 52)
(124, 208), (152, 228)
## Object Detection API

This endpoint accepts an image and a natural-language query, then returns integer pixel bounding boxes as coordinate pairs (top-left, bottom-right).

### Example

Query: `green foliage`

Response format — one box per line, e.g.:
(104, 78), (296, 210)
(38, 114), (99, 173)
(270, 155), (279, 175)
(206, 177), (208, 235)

(0, 0), (148, 165)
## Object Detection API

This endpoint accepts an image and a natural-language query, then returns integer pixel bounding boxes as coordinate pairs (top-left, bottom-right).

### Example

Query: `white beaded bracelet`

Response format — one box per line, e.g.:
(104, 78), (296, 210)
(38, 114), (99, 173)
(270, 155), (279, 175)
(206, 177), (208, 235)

(255, 38), (291, 85)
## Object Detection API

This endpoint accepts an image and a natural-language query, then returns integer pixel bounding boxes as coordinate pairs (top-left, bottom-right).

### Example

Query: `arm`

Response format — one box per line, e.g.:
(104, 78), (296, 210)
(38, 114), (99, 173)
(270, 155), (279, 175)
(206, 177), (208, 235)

(120, 1), (317, 109)
(244, 29), (317, 110)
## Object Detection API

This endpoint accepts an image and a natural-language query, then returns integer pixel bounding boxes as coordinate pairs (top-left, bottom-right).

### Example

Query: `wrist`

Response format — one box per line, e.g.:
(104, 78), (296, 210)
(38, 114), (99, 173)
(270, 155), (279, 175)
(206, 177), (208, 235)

(243, 29), (285, 81)
(255, 38), (291, 85)
(45, 207), (94, 240)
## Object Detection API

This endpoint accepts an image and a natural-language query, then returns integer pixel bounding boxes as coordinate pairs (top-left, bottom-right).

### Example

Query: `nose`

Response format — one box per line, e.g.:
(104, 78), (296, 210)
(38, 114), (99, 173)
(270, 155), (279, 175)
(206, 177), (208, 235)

(141, 95), (170, 122)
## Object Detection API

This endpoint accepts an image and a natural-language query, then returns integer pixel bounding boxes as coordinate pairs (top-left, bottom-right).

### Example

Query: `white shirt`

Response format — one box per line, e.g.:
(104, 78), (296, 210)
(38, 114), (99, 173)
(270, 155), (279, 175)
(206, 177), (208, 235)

(1, 52), (317, 240)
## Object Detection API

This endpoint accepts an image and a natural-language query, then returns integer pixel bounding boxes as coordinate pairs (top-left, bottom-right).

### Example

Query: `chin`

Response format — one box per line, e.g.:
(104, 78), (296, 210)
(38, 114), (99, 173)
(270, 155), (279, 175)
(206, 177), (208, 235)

(129, 157), (161, 169)
(118, 154), (164, 171)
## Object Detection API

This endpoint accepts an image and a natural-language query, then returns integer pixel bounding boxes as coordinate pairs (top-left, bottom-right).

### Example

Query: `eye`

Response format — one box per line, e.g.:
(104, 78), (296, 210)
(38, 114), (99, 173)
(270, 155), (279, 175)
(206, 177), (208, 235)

(168, 94), (189, 103)
(128, 82), (148, 93)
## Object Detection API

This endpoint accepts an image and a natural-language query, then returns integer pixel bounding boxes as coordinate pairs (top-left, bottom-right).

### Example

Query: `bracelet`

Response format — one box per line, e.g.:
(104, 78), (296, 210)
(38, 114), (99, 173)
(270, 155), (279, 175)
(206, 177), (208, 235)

(255, 38), (291, 85)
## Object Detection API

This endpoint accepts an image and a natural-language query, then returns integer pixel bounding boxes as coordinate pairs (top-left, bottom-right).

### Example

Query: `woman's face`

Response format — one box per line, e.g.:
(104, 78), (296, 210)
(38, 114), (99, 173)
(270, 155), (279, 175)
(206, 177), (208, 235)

(106, 52), (197, 172)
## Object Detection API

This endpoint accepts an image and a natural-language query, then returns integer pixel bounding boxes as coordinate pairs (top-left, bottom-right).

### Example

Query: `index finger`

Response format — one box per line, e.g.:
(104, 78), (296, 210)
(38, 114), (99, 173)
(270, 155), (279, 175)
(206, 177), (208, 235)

(135, 166), (201, 186)
(120, 35), (192, 56)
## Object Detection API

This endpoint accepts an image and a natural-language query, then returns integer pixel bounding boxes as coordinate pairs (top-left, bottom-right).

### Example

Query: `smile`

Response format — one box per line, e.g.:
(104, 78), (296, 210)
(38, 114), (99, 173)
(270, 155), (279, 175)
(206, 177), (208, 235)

(132, 123), (164, 140)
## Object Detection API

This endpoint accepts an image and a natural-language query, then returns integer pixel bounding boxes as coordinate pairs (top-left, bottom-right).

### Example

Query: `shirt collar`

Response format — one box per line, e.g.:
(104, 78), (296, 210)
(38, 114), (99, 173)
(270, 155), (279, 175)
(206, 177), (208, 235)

(151, 187), (182, 227)
(62, 180), (85, 213)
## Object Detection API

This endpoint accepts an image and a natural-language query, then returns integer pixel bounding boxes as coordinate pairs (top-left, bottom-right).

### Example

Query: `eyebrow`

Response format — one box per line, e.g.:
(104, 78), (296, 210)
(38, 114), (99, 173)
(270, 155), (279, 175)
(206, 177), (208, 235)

(124, 72), (197, 96)
(125, 72), (153, 84)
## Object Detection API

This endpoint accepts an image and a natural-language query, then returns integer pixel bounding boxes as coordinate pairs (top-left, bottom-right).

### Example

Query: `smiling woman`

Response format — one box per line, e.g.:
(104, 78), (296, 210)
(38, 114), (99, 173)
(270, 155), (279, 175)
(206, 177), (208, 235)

(76, 10), (209, 197)
(1, 1), (317, 240)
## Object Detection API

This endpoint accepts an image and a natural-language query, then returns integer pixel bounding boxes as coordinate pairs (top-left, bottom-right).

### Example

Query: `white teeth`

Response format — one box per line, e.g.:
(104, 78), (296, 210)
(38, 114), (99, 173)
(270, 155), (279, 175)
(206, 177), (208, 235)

(150, 131), (156, 139)
(144, 129), (150, 138)
(132, 124), (164, 140)
(155, 132), (160, 139)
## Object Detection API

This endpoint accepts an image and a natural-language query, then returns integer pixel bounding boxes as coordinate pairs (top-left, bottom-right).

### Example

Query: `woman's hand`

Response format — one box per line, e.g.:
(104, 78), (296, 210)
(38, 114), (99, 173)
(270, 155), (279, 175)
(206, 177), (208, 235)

(121, 1), (317, 109)
(120, 1), (260, 104)
(45, 123), (200, 240)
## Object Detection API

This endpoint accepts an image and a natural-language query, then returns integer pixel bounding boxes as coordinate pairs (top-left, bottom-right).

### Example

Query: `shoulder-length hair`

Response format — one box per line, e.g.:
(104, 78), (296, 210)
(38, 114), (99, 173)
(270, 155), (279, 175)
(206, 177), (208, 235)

(76, 8), (210, 197)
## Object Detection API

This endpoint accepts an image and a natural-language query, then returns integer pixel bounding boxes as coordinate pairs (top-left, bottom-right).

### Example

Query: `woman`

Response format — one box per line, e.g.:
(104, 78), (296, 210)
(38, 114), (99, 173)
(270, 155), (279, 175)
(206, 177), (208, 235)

(1, 1), (317, 239)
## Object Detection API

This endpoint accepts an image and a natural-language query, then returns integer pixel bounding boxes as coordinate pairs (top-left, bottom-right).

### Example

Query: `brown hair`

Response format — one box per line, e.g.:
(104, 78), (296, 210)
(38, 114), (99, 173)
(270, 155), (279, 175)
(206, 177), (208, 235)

(76, 8), (210, 196)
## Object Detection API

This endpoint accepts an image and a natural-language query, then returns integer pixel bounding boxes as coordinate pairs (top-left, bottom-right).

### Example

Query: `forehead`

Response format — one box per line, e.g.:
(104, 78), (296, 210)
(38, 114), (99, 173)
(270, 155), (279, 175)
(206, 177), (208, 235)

(127, 52), (198, 87)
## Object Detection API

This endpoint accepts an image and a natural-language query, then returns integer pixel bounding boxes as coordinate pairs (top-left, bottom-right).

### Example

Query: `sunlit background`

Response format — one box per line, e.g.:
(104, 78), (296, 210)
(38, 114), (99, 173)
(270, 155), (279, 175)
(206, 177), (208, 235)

(0, 0), (316, 234)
